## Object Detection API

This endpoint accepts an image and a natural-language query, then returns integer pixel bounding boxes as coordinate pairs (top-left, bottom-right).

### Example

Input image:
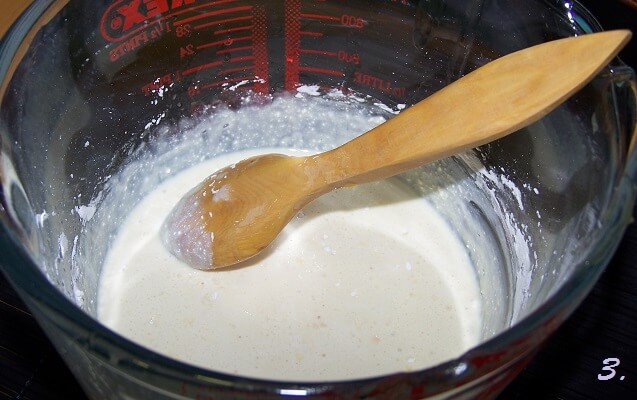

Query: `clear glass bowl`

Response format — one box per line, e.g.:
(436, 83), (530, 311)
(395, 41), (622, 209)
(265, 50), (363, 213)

(1, 0), (636, 398)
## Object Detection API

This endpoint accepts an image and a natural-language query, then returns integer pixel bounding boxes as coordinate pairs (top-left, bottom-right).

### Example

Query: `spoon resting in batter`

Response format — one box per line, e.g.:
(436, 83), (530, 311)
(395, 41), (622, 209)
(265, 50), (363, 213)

(162, 30), (631, 270)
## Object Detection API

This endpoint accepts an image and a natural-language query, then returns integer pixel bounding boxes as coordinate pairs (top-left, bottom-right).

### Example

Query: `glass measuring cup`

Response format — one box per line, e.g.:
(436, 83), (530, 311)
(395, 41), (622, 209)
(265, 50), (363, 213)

(0, 0), (636, 399)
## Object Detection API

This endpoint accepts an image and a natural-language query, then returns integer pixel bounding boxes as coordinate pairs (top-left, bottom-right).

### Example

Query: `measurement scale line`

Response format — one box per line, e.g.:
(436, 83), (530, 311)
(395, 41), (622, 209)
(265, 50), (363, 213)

(300, 13), (340, 22)
(217, 45), (253, 55)
(194, 15), (253, 31)
(300, 31), (324, 37)
(200, 76), (256, 90)
(197, 36), (252, 50)
(284, 0), (301, 91)
(182, 54), (253, 77)
(181, 60), (223, 76)
(169, 0), (242, 25)
(299, 66), (345, 77)
(173, 5), (253, 27)
(300, 49), (337, 57)
(214, 25), (253, 35)
(252, 4), (269, 94)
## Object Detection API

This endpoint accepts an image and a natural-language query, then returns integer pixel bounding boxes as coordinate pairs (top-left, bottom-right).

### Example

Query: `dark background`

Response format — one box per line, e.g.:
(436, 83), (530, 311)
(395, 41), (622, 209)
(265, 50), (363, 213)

(1, 0), (637, 399)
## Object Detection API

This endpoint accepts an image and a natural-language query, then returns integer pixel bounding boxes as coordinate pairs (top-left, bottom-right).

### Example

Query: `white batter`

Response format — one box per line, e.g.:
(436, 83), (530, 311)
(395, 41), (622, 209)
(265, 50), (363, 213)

(97, 148), (482, 381)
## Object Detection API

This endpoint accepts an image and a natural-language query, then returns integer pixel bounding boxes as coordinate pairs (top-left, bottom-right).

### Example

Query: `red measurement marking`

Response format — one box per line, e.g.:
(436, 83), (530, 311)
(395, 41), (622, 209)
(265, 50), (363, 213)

(101, 0), (241, 42)
(194, 15), (253, 31)
(300, 49), (337, 57)
(182, 55), (253, 77)
(300, 13), (340, 22)
(140, 72), (178, 96)
(173, 6), (253, 27)
(300, 31), (323, 37)
(228, 55), (254, 64)
(200, 76), (255, 91)
(197, 35), (252, 50)
(299, 66), (345, 77)
(109, 30), (150, 61)
(217, 45), (252, 54)
(340, 14), (366, 28)
(252, 4), (269, 94)
(181, 60), (223, 76)
(215, 25), (253, 35)
(284, 0), (301, 91)
(353, 71), (406, 97)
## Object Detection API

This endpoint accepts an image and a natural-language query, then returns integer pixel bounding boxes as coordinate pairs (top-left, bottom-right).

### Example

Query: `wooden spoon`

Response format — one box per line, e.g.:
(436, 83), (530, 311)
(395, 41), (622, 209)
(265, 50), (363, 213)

(162, 30), (631, 270)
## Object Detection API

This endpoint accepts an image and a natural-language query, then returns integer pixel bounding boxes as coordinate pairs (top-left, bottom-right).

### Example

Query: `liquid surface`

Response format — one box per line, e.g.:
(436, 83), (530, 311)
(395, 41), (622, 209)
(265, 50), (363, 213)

(97, 148), (482, 381)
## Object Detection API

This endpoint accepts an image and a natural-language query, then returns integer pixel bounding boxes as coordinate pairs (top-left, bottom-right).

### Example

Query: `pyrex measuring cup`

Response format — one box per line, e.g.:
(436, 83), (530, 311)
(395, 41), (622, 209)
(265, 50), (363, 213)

(1, 0), (636, 399)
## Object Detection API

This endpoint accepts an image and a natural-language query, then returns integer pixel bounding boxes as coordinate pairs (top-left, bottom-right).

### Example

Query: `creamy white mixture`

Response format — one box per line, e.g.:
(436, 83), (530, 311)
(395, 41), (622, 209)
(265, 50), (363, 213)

(97, 146), (482, 381)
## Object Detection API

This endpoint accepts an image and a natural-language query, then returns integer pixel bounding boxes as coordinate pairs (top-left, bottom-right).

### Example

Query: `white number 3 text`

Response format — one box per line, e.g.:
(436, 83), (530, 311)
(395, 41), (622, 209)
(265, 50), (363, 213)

(598, 357), (624, 381)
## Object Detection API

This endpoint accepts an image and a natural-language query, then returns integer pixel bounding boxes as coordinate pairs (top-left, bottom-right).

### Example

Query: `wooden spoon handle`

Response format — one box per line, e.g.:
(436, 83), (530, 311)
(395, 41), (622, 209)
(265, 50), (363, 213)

(316, 30), (631, 187)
